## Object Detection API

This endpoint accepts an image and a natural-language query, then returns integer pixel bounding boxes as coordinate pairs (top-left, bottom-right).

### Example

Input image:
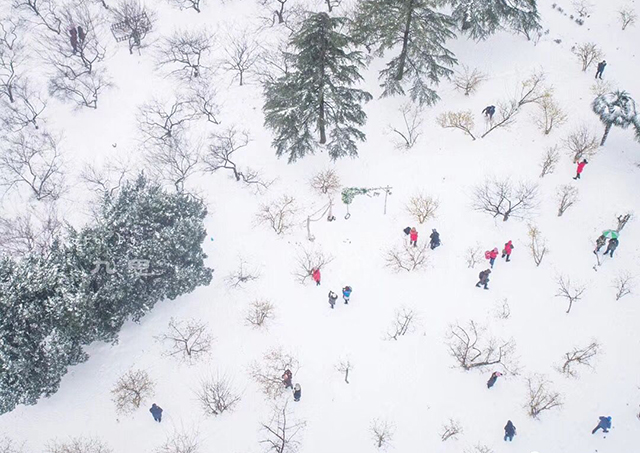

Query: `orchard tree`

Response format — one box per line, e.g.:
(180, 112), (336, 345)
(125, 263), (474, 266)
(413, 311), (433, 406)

(592, 90), (640, 145)
(263, 13), (372, 162)
(351, 0), (457, 105)
(446, 0), (541, 41)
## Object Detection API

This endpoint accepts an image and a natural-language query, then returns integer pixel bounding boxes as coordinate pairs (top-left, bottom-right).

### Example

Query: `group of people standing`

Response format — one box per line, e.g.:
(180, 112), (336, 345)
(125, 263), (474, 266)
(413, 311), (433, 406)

(69, 25), (86, 54)
(476, 240), (514, 290)
(313, 268), (352, 310)
(282, 369), (302, 402)
(404, 227), (441, 250)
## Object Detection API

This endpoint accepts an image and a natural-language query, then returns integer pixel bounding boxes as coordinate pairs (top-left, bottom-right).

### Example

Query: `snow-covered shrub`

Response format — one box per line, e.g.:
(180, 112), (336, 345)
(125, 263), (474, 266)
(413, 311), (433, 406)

(196, 374), (241, 416)
(111, 369), (155, 414)
(250, 348), (299, 399)
(406, 193), (439, 224)
(46, 437), (112, 453)
(309, 168), (341, 196)
(437, 110), (476, 140)
(592, 90), (640, 145)
(385, 242), (429, 272)
(556, 185), (578, 216)
(157, 318), (213, 363)
(447, 320), (517, 371)
(559, 341), (600, 377)
(539, 145), (560, 177)
(245, 300), (275, 328)
(256, 195), (298, 235)
(525, 374), (563, 418)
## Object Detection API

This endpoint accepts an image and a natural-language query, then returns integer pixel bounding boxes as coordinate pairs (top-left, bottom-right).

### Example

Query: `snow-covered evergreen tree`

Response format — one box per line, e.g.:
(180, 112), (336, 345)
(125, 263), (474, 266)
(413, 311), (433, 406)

(591, 90), (640, 145)
(263, 13), (372, 162)
(351, 0), (457, 106)
(446, 0), (541, 40)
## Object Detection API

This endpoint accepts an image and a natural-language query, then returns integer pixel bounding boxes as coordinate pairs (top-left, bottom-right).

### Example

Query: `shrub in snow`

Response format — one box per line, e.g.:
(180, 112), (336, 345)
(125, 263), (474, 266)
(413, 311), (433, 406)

(558, 341), (600, 377)
(196, 374), (241, 416)
(572, 42), (603, 72)
(155, 430), (200, 453)
(453, 65), (486, 96)
(309, 169), (341, 196)
(293, 245), (334, 283)
(390, 102), (424, 150)
(534, 95), (567, 135)
(155, 28), (214, 80)
(472, 178), (538, 221)
(385, 307), (417, 340)
(446, 320), (517, 371)
(250, 348), (299, 399)
(336, 358), (353, 384)
(437, 110), (476, 140)
(260, 402), (306, 453)
(385, 242), (429, 272)
(539, 145), (560, 177)
(256, 195), (298, 235)
(591, 90), (640, 146)
(612, 273), (633, 300)
(525, 374), (563, 418)
(157, 318), (213, 363)
(221, 28), (260, 87)
(564, 124), (598, 163)
(556, 185), (578, 216)
(618, 6), (637, 30)
(555, 275), (586, 314)
(370, 418), (394, 450)
(167, 0), (206, 14)
(528, 225), (548, 266)
(406, 193), (439, 224)
(440, 419), (463, 441)
(245, 300), (276, 328)
(0, 437), (26, 453)
(111, 369), (155, 414)
(46, 437), (112, 453)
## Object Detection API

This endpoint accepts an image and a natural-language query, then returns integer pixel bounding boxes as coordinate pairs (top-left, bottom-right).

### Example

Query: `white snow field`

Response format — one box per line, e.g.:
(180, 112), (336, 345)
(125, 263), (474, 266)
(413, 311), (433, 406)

(1, 0), (640, 452)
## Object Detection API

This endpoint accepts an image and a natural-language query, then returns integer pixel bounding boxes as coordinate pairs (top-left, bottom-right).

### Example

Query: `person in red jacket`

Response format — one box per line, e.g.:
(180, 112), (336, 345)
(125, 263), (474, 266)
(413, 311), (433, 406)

(573, 159), (588, 180)
(487, 248), (499, 268)
(410, 227), (418, 247)
(502, 240), (514, 262)
(312, 268), (321, 286)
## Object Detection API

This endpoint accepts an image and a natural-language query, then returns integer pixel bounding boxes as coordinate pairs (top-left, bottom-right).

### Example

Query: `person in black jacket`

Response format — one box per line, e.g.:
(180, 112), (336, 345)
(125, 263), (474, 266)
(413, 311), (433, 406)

(482, 105), (496, 120)
(595, 60), (607, 79)
(487, 371), (502, 389)
(149, 403), (163, 422)
(293, 383), (302, 402)
(476, 269), (491, 289)
(604, 238), (618, 257)
(504, 420), (516, 441)
(429, 229), (440, 249)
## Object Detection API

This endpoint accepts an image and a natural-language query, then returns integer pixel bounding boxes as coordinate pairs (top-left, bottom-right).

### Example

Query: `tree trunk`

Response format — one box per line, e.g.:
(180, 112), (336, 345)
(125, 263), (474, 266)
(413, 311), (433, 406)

(319, 92), (326, 144)
(396, 0), (414, 81)
(600, 123), (612, 146)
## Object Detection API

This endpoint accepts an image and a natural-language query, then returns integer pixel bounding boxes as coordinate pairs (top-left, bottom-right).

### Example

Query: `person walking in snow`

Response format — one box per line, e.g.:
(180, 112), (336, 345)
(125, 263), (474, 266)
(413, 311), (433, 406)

(502, 240), (514, 262)
(476, 269), (491, 290)
(482, 105), (496, 120)
(149, 403), (163, 422)
(429, 229), (441, 249)
(487, 371), (503, 389)
(342, 286), (352, 304)
(595, 60), (607, 79)
(594, 234), (607, 253)
(328, 291), (338, 309)
(293, 383), (302, 402)
(573, 159), (588, 180)
(487, 248), (499, 268)
(282, 369), (293, 389)
(403, 226), (411, 236)
(69, 26), (78, 53)
(604, 238), (618, 257)
(592, 416), (612, 434)
(504, 420), (516, 441)
(312, 268), (321, 286)
(409, 227), (418, 247)
(77, 25), (86, 44)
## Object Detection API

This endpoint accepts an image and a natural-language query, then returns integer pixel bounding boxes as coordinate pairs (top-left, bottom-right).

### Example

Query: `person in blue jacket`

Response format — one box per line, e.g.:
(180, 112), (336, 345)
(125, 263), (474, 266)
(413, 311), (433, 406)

(592, 416), (612, 434)
(149, 403), (163, 422)
(504, 420), (516, 441)
(342, 286), (352, 304)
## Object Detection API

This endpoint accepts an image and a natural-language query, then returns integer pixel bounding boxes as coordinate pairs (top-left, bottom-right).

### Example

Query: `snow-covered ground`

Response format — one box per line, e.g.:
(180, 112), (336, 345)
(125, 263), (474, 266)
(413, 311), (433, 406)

(1, 0), (640, 452)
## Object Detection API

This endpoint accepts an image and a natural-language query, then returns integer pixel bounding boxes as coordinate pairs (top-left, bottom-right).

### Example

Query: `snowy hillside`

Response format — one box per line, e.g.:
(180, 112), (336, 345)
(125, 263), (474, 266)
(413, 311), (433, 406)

(1, 0), (640, 452)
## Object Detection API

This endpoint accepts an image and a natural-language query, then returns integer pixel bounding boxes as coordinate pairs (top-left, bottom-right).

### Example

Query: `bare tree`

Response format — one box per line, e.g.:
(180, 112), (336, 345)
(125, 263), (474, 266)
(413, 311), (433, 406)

(385, 307), (416, 340)
(0, 17), (26, 104)
(463, 444), (493, 453)
(556, 275), (586, 314)
(293, 245), (334, 283)
(539, 145), (560, 177)
(465, 244), (483, 268)
(48, 68), (112, 109)
(385, 242), (429, 272)
(493, 299), (511, 320)
(155, 28), (214, 79)
(1, 79), (47, 131)
(390, 102), (423, 149)
(559, 341), (600, 377)
(528, 224), (548, 267)
(556, 185), (578, 216)
(440, 419), (463, 441)
(516, 70), (551, 108)
(245, 300), (275, 328)
(613, 272), (633, 300)
(111, 368), (155, 414)
(12, 0), (62, 35)
(80, 158), (133, 198)
(572, 42), (603, 71)
(590, 79), (615, 97)
(572, 0), (593, 17)
(145, 136), (203, 192)
(447, 320), (517, 371)
(256, 195), (297, 235)
(256, 41), (293, 84)
(0, 130), (65, 200)
(111, 0), (156, 55)
(437, 110), (476, 140)
(406, 192), (439, 224)
(0, 436), (26, 453)
(535, 95), (567, 135)
(46, 437), (112, 453)
(480, 100), (519, 138)
(618, 6), (637, 30)
(167, 0), (205, 13)
(225, 257), (260, 289)
(310, 168), (341, 196)
(186, 80), (220, 124)
(155, 430), (200, 453)
(336, 358), (352, 384)
(260, 402), (306, 453)
(0, 202), (61, 257)
(258, 0), (305, 30)
(250, 348), (299, 399)
(526, 374), (563, 419)
(322, 0), (341, 12)
(196, 374), (241, 416)
(616, 213), (632, 232)
(138, 96), (200, 146)
(472, 178), (538, 221)
(370, 419), (394, 449)
(564, 125), (599, 163)
(157, 318), (212, 363)
(222, 30), (259, 86)
(453, 65), (486, 96)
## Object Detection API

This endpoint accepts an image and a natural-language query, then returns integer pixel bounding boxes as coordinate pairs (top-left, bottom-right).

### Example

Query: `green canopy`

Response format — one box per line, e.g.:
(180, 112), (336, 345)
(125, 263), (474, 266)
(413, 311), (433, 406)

(602, 230), (619, 239)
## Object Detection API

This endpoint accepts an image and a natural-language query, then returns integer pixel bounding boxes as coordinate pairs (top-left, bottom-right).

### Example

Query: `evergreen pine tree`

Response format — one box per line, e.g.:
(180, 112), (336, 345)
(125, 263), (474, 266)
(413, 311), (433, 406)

(446, 0), (541, 40)
(263, 13), (372, 163)
(592, 90), (640, 145)
(351, 0), (457, 106)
